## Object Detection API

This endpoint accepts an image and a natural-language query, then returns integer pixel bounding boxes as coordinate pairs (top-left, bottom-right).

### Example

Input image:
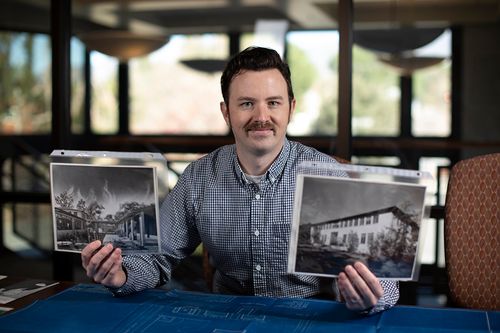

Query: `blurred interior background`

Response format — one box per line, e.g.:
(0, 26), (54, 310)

(1, 0), (499, 308)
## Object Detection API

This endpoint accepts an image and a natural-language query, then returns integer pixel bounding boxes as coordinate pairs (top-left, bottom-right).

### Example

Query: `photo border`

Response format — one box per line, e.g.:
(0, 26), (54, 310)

(50, 162), (161, 254)
(288, 173), (427, 280)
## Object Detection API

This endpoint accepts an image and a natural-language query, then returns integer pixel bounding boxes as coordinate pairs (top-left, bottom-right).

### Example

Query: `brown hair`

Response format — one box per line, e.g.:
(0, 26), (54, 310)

(220, 47), (294, 106)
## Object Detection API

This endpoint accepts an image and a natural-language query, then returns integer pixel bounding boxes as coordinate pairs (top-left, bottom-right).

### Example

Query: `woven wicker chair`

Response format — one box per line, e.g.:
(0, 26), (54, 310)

(444, 153), (499, 310)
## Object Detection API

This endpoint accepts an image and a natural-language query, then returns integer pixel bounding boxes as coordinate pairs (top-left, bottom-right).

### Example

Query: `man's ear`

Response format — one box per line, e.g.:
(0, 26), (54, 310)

(220, 101), (230, 127)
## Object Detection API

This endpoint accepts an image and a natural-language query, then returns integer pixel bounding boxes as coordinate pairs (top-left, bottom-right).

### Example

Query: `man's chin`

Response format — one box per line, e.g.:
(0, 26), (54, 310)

(248, 140), (281, 156)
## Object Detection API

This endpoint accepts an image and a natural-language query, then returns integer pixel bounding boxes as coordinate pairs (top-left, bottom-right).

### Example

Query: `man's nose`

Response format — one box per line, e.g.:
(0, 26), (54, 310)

(254, 103), (270, 122)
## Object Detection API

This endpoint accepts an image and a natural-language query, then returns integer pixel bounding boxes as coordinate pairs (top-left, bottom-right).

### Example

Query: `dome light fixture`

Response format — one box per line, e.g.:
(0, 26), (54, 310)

(378, 54), (444, 76)
(79, 30), (168, 62)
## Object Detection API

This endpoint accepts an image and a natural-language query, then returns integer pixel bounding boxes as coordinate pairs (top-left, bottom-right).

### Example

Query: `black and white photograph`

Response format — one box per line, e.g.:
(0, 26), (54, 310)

(289, 174), (426, 280)
(51, 163), (161, 254)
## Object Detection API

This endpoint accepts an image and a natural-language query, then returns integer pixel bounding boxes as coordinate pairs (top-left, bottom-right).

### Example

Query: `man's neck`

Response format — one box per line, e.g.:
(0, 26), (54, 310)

(236, 145), (283, 176)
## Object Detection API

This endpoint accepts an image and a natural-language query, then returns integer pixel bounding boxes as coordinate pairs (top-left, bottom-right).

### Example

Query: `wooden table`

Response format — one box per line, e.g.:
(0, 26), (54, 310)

(0, 276), (74, 313)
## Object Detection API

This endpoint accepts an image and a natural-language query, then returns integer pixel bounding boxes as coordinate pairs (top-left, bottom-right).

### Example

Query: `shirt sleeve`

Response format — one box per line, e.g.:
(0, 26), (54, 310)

(366, 280), (400, 315)
(110, 254), (173, 296)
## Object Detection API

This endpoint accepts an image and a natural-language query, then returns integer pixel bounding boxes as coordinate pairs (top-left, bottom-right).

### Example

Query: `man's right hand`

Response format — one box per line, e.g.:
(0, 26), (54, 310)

(81, 240), (126, 288)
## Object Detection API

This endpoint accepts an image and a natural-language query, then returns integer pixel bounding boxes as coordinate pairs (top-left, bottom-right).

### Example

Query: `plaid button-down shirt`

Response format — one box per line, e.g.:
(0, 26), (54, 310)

(115, 139), (399, 313)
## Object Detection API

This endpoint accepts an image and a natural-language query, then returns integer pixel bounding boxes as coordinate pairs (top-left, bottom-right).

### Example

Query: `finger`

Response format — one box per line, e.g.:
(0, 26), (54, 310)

(86, 243), (114, 278)
(106, 249), (123, 277)
(353, 262), (384, 299)
(101, 249), (124, 287)
(92, 247), (119, 283)
(345, 264), (379, 307)
(81, 240), (102, 269)
(338, 270), (366, 310)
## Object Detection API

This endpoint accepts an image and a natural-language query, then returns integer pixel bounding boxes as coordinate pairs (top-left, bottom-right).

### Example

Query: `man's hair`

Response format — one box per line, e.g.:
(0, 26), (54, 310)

(220, 46), (294, 105)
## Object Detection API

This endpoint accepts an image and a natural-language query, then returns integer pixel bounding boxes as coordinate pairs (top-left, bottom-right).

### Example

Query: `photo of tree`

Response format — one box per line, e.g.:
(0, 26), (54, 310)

(289, 174), (426, 280)
(51, 163), (160, 254)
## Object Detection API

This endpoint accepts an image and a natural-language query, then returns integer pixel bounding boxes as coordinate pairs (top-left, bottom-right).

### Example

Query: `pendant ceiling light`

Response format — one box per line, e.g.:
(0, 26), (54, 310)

(79, 30), (168, 62)
(180, 59), (227, 74)
(378, 54), (444, 76)
(354, 28), (445, 54)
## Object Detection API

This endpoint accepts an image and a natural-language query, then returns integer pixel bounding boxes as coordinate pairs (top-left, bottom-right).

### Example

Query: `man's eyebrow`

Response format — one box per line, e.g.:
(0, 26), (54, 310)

(236, 96), (257, 101)
(266, 96), (284, 101)
(235, 96), (284, 101)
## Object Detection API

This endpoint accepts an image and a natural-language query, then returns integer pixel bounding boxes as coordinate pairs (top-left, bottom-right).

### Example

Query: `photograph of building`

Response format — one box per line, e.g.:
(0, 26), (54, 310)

(51, 163), (160, 254)
(306, 206), (419, 255)
(290, 174), (426, 279)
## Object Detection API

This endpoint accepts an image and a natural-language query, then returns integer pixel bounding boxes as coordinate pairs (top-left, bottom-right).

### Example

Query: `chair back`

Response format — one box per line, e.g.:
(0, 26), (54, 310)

(444, 153), (499, 310)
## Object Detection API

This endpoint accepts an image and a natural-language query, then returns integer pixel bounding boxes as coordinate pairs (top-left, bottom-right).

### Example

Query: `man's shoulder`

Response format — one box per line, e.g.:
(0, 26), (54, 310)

(186, 144), (236, 172)
(288, 140), (337, 163)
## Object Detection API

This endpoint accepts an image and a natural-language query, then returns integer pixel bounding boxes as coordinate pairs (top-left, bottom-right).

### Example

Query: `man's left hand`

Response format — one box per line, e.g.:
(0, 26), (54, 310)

(338, 261), (384, 311)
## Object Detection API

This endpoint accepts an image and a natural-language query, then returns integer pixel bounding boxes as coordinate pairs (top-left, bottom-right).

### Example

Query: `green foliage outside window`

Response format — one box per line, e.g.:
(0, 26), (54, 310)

(352, 46), (400, 136)
(0, 33), (51, 134)
(0, 32), (85, 134)
(287, 32), (400, 136)
(288, 44), (318, 107)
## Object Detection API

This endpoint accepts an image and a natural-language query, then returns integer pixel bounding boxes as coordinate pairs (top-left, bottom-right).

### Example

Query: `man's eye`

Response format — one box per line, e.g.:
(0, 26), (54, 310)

(269, 101), (280, 107)
(241, 102), (253, 108)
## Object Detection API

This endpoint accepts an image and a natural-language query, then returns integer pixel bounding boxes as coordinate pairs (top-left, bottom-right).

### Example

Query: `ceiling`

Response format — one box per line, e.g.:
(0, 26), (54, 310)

(73, 0), (500, 34)
(1, 0), (499, 36)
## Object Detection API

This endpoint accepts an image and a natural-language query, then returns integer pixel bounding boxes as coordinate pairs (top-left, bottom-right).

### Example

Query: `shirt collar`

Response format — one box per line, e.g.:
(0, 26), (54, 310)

(266, 138), (290, 184)
(232, 138), (291, 186)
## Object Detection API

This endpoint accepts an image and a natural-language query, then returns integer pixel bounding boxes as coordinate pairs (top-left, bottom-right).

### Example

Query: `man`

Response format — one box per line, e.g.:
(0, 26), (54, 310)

(82, 47), (399, 314)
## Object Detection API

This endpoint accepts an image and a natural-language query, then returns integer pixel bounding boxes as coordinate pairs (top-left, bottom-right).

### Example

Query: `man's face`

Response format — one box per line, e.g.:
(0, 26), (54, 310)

(220, 69), (295, 159)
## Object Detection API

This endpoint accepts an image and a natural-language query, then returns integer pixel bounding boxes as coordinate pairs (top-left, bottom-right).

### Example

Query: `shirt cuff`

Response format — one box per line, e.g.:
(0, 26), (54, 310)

(106, 261), (138, 296)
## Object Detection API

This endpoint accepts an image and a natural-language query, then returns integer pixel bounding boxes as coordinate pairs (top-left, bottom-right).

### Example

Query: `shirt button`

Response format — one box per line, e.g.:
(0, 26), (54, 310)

(254, 230), (260, 236)
(256, 265), (261, 271)
(255, 194), (261, 200)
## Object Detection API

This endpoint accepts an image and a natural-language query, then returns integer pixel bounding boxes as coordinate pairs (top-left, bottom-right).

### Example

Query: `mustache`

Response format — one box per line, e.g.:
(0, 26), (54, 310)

(244, 121), (275, 132)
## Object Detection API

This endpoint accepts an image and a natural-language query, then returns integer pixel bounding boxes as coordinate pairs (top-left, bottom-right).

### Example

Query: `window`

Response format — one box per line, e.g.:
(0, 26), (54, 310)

(352, 156), (401, 167)
(368, 232), (374, 245)
(90, 52), (118, 134)
(243, 31), (341, 136)
(330, 232), (338, 245)
(352, 45), (400, 136)
(165, 153), (205, 189)
(3, 155), (50, 193)
(412, 61), (451, 136)
(129, 34), (229, 135)
(419, 218), (446, 267)
(361, 233), (366, 244)
(420, 157), (451, 206)
(285, 31), (340, 136)
(71, 38), (86, 134)
(0, 32), (51, 134)
(0, 32), (86, 135)
(412, 30), (452, 137)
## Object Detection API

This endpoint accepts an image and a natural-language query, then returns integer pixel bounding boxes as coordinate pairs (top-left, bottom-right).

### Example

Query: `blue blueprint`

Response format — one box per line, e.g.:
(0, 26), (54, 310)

(0, 284), (495, 333)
